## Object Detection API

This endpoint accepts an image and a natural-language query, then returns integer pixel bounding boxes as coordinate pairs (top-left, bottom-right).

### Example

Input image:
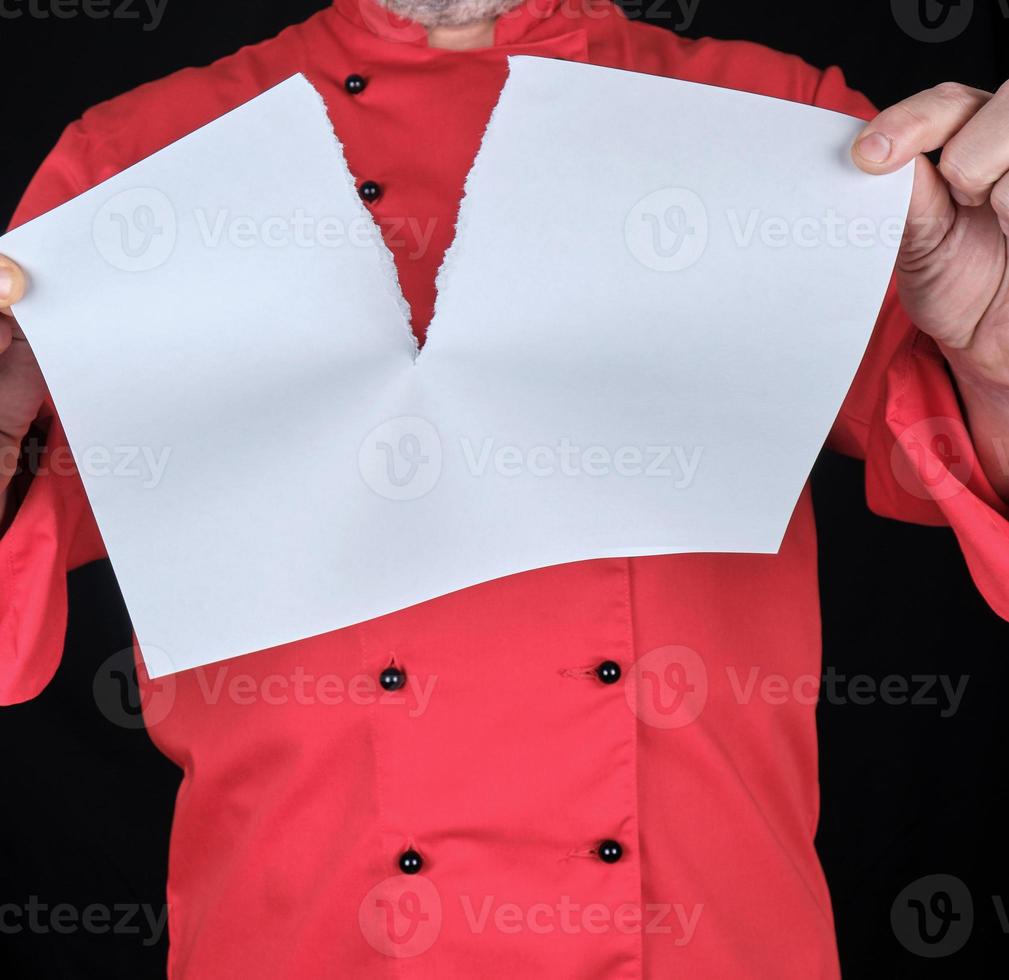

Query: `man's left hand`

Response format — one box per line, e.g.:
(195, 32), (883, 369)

(854, 81), (1009, 495)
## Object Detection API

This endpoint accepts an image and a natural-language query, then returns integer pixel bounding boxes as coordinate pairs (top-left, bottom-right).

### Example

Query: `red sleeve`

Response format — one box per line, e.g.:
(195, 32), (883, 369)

(0, 124), (108, 705)
(816, 66), (1009, 621)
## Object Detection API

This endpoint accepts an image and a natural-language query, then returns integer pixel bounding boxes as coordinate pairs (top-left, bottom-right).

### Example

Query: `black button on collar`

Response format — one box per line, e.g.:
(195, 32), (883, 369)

(380, 665), (406, 692)
(597, 839), (623, 864)
(344, 73), (367, 95)
(399, 848), (423, 875)
(359, 180), (382, 204)
(595, 660), (622, 685)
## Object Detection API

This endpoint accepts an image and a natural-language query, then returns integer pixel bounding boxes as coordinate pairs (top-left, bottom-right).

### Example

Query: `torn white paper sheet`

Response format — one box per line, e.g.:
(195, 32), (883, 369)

(1, 57), (914, 677)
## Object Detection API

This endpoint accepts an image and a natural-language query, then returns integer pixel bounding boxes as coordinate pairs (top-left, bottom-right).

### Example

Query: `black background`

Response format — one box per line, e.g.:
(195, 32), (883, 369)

(1, 1), (1009, 976)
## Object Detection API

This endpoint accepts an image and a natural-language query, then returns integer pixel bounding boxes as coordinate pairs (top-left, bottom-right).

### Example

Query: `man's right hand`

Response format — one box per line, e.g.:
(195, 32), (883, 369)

(0, 255), (46, 506)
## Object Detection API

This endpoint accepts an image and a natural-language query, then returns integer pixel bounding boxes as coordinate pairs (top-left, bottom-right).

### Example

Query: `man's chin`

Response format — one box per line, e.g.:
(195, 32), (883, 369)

(377, 0), (527, 28)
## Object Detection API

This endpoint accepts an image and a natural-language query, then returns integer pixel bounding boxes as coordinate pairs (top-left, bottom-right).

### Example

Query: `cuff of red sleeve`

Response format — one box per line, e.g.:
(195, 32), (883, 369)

(0, 459), (69, 705)
(864, 329), (1009, 622)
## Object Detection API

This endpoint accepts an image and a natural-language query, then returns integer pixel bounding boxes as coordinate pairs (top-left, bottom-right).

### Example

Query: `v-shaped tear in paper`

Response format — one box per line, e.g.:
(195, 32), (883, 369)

(0, 58), (914, 676)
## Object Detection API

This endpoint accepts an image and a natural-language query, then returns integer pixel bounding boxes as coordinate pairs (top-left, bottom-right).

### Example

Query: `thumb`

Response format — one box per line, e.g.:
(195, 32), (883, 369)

(0, 254), (28, 314)
(0, 255), (28, 356)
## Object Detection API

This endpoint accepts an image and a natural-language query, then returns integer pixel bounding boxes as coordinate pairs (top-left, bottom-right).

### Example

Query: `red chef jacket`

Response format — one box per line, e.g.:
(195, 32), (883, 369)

(3, 0), (1009, 976)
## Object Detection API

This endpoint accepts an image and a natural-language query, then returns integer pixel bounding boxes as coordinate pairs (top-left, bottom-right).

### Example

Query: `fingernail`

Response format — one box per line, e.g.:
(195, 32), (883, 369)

(0, 268), (12, 303)
(856, 132), (893, 164)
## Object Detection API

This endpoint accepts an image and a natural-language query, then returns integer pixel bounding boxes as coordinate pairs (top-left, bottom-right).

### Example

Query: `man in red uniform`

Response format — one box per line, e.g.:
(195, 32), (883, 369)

(2, 0), (1009, 976)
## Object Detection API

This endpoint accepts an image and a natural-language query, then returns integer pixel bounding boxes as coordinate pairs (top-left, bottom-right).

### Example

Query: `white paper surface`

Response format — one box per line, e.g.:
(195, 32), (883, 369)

(1, 58), (914, 676)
